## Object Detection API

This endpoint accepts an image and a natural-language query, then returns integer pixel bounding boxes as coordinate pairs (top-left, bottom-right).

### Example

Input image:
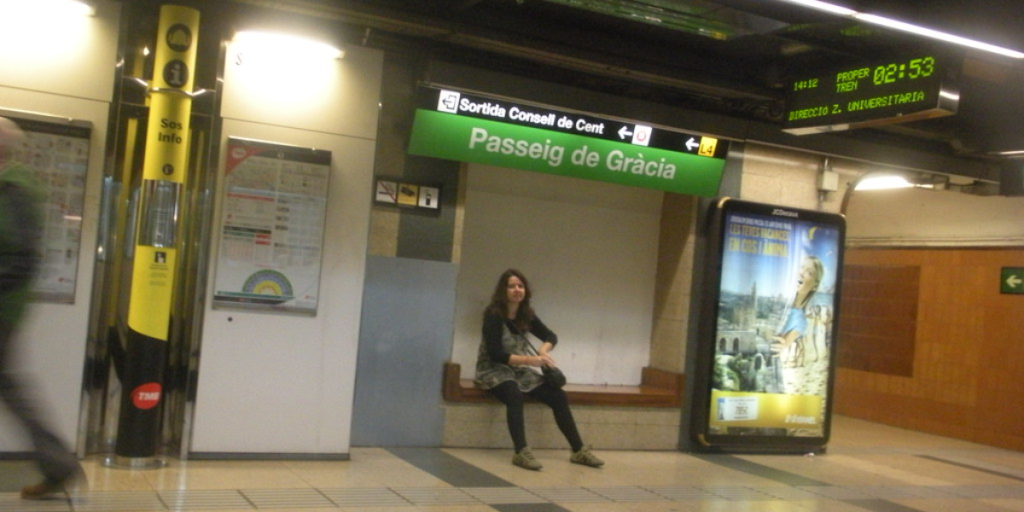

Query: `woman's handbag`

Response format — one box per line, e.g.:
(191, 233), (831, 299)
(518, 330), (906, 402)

(524, 338), (566, 389)
(541, 365), (567, 389)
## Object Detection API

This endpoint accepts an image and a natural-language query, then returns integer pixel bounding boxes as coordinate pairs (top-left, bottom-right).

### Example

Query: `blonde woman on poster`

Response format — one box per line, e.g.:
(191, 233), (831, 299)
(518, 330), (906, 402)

(770, 255), (824, 368)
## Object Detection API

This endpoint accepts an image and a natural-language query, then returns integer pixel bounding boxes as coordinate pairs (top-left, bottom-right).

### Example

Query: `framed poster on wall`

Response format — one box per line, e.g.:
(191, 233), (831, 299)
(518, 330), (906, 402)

(2, 110), (91, 304)
(689, 198), (846, 453)
(212, 137), (331, 315)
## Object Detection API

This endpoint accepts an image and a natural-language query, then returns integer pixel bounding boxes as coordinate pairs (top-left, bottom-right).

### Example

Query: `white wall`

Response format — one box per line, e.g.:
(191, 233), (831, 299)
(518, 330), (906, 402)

(846, 187), (1024, 246)
(190, 41), (382, 455)
(739, 143), (1024, 245)
(452, 164), (661, 386)
(0, 0), (119, 452)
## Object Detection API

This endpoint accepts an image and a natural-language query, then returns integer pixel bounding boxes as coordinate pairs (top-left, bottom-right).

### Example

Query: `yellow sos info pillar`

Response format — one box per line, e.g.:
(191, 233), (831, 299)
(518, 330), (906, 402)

(114, 5), (198, 467)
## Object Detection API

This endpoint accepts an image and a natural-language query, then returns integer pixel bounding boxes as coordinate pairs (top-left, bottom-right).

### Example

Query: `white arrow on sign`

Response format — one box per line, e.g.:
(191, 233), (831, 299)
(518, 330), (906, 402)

(618, 125), (633, 140)
(1008, 274), (1023, 288)
(685, 137), (699, 151)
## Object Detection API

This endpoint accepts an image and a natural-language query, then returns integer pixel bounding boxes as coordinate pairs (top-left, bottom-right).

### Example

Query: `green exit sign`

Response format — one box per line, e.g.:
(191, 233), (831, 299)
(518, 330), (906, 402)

(1001, 267), (1024, 294)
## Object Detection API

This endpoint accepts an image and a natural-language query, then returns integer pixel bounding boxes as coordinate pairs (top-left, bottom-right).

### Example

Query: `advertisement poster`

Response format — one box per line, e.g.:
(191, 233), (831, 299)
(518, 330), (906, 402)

(703, 199), (845, 446)
(212, 138), (330, 315)
(6, 114), (91, 304)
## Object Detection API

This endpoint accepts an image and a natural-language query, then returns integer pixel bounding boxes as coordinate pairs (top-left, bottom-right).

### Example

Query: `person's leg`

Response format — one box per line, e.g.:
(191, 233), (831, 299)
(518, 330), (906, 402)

(489, 380), (543, 470)
(487, 380), (528, 452)
(0, 320), (82, 497)
(528, 383), (583, 451)
(530, 383), (604, 467)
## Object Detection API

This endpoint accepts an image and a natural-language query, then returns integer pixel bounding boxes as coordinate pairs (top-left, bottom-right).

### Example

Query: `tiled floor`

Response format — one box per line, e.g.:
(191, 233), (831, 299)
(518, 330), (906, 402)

(3, 415), (1024, 511)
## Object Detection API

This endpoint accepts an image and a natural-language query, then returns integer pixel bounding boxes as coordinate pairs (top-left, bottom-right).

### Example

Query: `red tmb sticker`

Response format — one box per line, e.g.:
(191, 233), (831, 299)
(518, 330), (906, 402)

(132, 382), (162, 410)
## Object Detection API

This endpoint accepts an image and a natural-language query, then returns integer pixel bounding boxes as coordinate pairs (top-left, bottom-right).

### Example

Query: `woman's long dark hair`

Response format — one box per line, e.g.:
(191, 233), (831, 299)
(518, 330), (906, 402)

(485, 268), (535, 332)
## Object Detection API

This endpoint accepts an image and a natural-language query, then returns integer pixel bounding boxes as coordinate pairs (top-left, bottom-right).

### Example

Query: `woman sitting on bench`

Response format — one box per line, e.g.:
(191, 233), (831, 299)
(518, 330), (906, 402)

(474, 268), (604, 471)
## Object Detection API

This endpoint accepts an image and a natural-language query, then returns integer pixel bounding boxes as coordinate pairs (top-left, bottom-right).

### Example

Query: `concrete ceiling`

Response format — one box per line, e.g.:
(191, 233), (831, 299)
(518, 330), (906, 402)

(228, 0), (1024, 183)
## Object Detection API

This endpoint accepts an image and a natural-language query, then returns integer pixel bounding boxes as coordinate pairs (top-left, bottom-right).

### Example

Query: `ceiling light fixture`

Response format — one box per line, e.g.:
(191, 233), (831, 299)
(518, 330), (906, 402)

(854, 14), (1024, 59)
(852, 172), (947, 191)
(233, 31), (344, 61)
(775, 0), (1024, 59)
(854, 175), (914, 190)
(777, 0), (855, 17)
(0, 0), (96, 16)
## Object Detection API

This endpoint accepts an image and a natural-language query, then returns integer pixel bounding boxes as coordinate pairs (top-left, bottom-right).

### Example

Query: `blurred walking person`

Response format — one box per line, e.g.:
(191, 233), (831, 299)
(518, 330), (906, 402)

(0, 117), (83, 500)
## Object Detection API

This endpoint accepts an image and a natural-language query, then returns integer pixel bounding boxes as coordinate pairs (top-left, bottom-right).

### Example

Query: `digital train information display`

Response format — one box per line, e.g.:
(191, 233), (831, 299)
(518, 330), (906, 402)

(783, 55), (958, 135)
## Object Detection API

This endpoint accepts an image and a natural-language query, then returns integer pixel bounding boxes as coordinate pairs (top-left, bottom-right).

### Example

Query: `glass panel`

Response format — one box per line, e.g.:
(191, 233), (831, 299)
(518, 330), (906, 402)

(137, 180), (180, 248)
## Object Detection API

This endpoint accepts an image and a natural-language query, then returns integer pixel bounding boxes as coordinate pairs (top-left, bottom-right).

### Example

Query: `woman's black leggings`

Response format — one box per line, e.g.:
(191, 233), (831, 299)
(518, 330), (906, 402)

(488, 380), (583, 453)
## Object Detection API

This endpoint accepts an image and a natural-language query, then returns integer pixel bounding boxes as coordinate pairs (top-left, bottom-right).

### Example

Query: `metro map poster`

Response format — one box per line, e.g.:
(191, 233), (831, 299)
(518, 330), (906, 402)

(696, 198), (845, 451)
(4, 114), (91, 304)
(212, 137), (331, 315)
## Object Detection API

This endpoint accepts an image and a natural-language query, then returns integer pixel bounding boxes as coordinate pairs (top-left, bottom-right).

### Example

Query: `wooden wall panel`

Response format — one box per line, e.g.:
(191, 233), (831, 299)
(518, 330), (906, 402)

(834, 248), (1024, 452)
(837, 265), (918, 376)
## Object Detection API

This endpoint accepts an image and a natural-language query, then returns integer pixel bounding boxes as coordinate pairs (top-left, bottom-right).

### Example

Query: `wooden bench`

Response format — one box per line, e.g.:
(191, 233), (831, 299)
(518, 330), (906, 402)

(443, 362), (684, 408)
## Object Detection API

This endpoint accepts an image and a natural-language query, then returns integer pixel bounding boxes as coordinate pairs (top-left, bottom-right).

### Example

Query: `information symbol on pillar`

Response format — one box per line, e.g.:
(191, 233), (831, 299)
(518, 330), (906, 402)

(132, 382), (163, 410)
(163, 60), (190, 88)
(162, 164), (174, 176)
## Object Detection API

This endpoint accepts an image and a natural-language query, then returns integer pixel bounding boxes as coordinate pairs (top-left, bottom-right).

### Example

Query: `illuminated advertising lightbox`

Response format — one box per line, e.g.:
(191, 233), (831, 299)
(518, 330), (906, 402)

(692, 198), (845, 452)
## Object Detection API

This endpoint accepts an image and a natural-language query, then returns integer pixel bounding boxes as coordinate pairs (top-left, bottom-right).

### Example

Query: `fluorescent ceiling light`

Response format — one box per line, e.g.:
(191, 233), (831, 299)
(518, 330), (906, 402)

(777, 0), (855, 16)
(0, 0), (95, 16)
(854, 175), (914, 190)
(233, 31), (344, 61)
(72, 0), (96, 16)
(775, 0), (1024, 59)
(855, 174), (940, 190)
(855, 14), (1024, 59)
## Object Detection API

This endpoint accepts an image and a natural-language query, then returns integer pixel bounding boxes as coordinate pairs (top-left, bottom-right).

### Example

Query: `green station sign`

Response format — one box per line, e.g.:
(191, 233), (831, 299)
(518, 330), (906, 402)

(1001, 267), (1024, 295)
(407, 88), (728, 197)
